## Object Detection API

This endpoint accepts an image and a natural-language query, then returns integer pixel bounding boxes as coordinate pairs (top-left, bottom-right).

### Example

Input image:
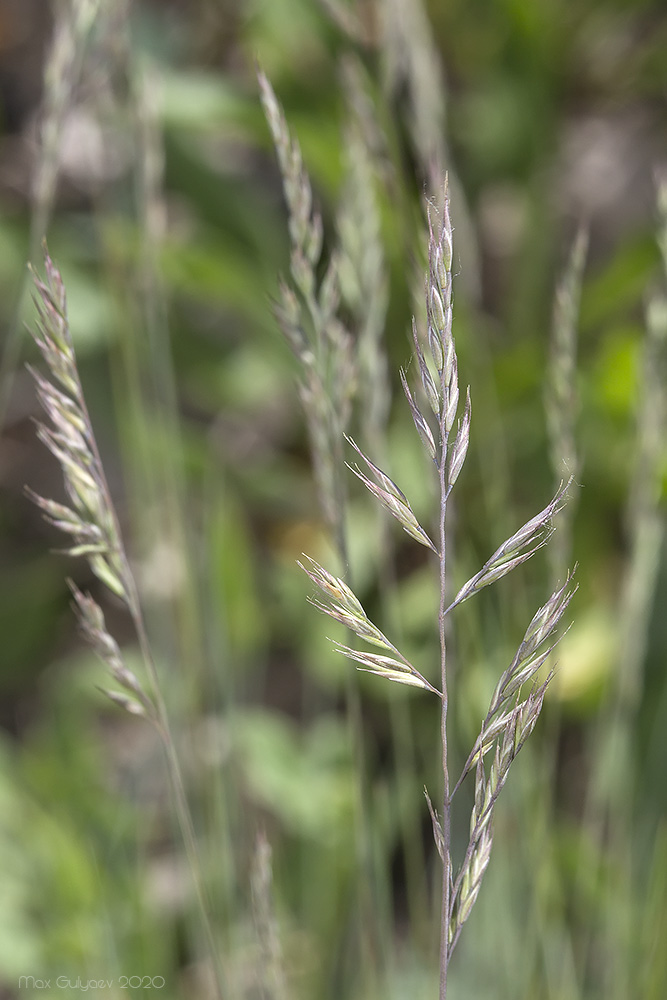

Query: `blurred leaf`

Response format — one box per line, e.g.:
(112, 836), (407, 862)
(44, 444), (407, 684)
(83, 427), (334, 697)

(0, 739), (42, 979)
(233, 709), (355, 844)
(158, 70), (249, 129)
(548, 604), (616, 711)
(592, 326), (640, 418)
(209, 492), (265, 662)
(0, 558), (66, 686)
(581, 235), (660, 332)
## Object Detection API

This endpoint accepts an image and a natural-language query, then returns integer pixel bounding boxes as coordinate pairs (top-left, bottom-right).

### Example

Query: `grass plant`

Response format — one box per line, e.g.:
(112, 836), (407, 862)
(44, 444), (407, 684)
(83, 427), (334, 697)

(298, 180), (576, 997)
(26, 252), (227, 1000)
(259, 69), (355, 565)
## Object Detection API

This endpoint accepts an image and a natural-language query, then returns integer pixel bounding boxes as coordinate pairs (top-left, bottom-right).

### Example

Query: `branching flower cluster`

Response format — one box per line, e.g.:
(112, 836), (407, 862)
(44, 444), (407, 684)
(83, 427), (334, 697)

(300, 181), (575, 995)
(28, 252), (156, 721)
(27, 250), (226, 1000)
(259, 71), (355, 550)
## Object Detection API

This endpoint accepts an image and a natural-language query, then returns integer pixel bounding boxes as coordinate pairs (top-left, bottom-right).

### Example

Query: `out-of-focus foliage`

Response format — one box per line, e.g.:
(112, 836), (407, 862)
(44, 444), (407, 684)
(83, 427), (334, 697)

(0, 0), (665, 998)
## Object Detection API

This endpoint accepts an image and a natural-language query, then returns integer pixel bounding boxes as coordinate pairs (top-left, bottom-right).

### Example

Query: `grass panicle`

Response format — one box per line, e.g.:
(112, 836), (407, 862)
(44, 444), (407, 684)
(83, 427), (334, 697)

(337, 57), (391, 450)
(545, 227), (588, 584)
(0, 0), (104, 429)
(27, 252), (132, 609)
(545, 227), (588, 488)
(259, 69), (355, 558)
(27, 249), (226, 1000)
(300, 181), (574, 998)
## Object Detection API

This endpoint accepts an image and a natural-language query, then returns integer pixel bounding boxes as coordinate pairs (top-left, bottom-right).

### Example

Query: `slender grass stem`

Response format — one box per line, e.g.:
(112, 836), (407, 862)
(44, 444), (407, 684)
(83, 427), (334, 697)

(85, 392), (227, 997)
(438, 414), (451, 999)
(125, 575), (227, 1000)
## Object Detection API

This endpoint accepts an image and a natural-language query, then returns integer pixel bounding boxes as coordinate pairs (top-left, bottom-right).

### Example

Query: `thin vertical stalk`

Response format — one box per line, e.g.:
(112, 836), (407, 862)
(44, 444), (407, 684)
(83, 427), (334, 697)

(261, 72), (383, 987)
(433, 184), (455, 1000)
(438, 429), (451, 999)
(125, 573), (227, 1000)
(76, 347), (227, 1000)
